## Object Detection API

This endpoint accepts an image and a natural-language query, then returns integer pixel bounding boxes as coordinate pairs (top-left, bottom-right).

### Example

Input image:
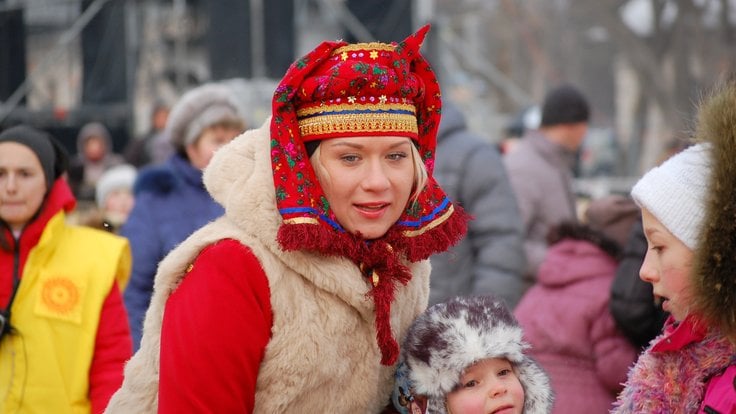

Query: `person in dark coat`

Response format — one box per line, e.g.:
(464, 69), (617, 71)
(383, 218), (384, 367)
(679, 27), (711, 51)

(121, 82), (246, 349)
(430, 100), (527, 308)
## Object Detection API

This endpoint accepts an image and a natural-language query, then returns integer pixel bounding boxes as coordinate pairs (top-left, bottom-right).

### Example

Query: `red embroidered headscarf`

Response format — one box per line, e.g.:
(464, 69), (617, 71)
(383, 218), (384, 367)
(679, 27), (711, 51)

(270, 25), (468, 365)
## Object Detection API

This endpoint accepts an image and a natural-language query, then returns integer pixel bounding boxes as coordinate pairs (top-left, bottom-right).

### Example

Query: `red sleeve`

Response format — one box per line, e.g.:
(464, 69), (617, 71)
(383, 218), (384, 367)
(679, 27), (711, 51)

(158, 239), (272, 414)
(90, 282), (133, 414)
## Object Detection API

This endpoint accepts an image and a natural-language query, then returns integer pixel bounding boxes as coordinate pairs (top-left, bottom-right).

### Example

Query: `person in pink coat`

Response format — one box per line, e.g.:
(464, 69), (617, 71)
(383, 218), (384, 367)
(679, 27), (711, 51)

(514, 195), (640, 413)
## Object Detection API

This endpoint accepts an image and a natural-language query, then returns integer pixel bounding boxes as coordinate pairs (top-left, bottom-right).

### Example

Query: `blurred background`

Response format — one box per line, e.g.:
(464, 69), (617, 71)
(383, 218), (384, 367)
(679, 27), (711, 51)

(1, 0), (734, 194)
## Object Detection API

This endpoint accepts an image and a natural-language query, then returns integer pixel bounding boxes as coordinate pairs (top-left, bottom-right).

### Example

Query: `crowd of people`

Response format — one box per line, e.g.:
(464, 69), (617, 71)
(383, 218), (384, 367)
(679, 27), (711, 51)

(1, 23), (735, 414)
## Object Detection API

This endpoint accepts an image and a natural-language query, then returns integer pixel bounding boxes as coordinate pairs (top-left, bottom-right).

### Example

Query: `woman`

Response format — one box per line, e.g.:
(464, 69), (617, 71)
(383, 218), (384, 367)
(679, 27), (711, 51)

(0, 125), (131, 413)
(107, 25), (468, 413)
(121, 82), (246, 350)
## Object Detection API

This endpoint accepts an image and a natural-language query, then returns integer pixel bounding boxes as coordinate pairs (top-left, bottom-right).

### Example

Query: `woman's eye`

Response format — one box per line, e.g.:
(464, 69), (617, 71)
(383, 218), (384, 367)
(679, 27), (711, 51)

(341, 155), (359, 163)
(387, 152), (408, 161)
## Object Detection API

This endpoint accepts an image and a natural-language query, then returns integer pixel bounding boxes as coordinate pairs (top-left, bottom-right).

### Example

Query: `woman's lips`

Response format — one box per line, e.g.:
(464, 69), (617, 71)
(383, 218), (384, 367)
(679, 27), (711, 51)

(354, 202), (389, 218)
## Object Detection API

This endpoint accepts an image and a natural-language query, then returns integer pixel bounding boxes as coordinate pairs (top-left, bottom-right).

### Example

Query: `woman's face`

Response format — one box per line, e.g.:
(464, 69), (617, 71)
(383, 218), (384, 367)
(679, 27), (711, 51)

(639, 207), (695, 321)
(186, 125), (241, 170)
(312, 136), (415, 240)
(0, 142), (47, 231)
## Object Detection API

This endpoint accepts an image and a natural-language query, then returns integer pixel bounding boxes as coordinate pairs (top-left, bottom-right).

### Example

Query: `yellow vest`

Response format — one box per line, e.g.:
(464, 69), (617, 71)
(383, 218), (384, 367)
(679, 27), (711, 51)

(0, 212), (131, 414)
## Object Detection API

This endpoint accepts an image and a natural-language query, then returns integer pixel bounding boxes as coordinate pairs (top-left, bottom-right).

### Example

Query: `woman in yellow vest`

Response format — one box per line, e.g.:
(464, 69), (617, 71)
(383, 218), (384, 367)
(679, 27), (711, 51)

(0, 125), (132, 414)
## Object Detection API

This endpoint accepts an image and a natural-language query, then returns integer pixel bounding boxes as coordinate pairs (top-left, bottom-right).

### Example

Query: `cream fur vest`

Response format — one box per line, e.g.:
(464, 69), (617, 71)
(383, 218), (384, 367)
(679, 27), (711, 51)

(106, 120), (430, 413)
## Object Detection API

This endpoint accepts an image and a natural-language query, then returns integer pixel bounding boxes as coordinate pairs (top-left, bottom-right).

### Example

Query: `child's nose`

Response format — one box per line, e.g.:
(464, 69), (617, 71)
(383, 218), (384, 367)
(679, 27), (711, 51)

(639, 251), (657, 283)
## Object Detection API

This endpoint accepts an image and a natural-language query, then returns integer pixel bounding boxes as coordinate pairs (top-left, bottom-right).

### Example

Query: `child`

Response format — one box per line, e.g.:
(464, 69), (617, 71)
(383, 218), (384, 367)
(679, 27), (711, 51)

(393, 295), (554, 414)
(514, 195), (639, 413)
(85, 163), (137, 233)
(612, 82), (736, 412)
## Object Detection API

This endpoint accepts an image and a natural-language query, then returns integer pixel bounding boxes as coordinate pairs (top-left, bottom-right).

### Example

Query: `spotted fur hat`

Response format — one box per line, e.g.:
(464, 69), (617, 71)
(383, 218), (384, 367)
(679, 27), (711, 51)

(394, 295), (553, 413)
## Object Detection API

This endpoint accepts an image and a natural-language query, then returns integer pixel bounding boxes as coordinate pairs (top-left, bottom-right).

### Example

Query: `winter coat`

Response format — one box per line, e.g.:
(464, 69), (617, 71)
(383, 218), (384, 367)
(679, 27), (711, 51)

(612, 316), (736, 413)
(514, 239), (638, 413)
(609, 216), (668, 348)
(105, 120), (431, 413)
(503, 131), (578, 280)
(430, 102), (527, 307)
(120, 153), (223, 349)
(0, 178), (131, 414)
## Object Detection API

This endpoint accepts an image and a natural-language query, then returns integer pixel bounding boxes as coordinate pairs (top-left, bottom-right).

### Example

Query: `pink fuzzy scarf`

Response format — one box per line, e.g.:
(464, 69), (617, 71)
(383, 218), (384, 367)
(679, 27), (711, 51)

(612, 331), (736, 413)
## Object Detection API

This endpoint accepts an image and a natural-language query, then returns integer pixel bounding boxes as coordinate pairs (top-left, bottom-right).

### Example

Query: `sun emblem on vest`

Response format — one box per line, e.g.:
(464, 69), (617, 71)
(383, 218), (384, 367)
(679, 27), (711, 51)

(41, 278), (79, 314)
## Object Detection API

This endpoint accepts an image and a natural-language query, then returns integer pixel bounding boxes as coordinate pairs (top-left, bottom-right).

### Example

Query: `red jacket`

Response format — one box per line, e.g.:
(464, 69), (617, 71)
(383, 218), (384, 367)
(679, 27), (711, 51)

(158, 239), (272, 413)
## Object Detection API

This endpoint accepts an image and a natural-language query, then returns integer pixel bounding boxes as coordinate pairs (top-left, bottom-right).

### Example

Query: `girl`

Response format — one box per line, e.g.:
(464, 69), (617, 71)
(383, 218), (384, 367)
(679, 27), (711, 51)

(612, 82), (736, 413)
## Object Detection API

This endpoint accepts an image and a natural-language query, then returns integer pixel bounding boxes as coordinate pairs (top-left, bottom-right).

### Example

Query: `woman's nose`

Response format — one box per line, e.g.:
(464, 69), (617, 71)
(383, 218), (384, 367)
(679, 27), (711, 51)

(3, 175), (17, 193)
(361, 161), (390, 191)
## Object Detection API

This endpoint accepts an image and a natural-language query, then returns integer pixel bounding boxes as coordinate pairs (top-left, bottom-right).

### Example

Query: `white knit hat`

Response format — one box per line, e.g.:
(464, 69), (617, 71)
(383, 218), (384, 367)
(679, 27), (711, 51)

(630, 143), (711, 249)
(95, 164), (137, 208)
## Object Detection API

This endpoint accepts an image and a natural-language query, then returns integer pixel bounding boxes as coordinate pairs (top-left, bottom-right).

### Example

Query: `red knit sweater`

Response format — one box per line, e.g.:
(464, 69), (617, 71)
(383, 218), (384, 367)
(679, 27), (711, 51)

(158, 239), (272, 413)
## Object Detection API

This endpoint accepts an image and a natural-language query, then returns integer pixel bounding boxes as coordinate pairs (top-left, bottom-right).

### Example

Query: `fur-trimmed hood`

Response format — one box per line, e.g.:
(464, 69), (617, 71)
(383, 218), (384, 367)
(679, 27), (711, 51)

(394, 295), (553, 413)
(692, 81), (736, 341)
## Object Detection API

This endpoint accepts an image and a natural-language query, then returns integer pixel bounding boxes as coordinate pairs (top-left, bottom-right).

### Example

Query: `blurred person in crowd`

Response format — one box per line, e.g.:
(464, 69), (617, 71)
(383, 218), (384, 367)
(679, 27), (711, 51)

(106, 26), (468, 413)
(83, 164), (138, 234)
(514, 194), (639, 413)
(68, 122), (125, 202)
(392, 295), (553, 414)
(0, 125), (131, 414)
(121, 82), (246, 350)
(613, 83), (736, 413)
(503, 84), (590, 284)
(430, 99), (527, 308)
(124, 101), (172, 168)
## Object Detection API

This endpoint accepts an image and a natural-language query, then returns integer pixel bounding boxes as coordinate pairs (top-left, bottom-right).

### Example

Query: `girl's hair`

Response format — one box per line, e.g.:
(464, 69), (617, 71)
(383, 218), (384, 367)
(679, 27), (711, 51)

(309, 141), (428, 202)
(547, 221), (622, 259)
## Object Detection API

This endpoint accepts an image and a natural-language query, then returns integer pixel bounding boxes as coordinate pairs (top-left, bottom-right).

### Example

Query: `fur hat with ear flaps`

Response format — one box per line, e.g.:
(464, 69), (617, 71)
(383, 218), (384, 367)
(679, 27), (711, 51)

(394, 295), (553, 414)
(691, 81), (736, 342)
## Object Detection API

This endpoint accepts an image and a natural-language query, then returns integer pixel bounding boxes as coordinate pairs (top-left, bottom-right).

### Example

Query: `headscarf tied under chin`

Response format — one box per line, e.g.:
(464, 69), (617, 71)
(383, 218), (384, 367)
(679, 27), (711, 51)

(269, 25), (469, 365)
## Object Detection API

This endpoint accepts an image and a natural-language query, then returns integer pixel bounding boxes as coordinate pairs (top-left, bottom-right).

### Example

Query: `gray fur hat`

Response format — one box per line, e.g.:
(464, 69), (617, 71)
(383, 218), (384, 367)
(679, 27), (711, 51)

(166, 83), (245, 151)
(394, 295), (553, 414)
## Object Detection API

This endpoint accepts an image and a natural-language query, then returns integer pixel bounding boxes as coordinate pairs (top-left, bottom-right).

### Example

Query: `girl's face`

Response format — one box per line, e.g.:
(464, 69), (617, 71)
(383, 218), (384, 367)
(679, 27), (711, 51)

(0, 142), (47, 232)
(639, 207), (695, 321)
(446, 358), (524, 414)
(312, 136), (414, 240)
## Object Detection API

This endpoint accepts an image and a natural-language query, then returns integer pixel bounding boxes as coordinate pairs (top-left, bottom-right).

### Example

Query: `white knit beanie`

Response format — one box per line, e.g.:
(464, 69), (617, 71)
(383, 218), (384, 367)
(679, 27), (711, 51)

(630, 143), (711, 249)
(95, 164), (137, 208)
(166, 83), (244, 151)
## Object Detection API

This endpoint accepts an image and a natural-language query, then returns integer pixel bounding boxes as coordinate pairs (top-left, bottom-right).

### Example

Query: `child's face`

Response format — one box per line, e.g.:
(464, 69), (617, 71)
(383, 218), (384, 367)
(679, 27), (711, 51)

(446, 358), (524, 414)
(640, 207), (695, 321)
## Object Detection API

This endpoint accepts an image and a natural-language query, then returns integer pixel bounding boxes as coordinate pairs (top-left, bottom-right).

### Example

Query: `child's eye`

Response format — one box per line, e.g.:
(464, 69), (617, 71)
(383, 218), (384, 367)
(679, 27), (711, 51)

(462, 380), (478, 388)
(498, 369), (512, 376)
